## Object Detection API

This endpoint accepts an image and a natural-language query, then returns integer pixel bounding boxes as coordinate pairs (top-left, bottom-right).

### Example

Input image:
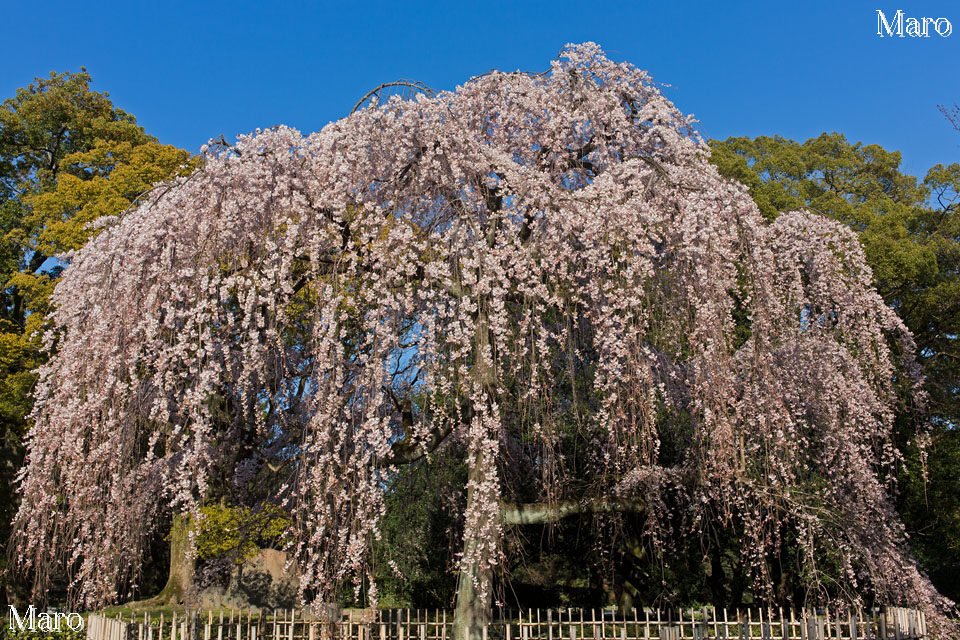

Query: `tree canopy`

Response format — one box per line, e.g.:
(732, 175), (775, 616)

(11, 44), (952, 637)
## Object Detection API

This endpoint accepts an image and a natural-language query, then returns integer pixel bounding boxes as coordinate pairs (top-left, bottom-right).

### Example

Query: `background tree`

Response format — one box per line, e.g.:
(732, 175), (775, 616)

(0, 69), (192, 606)
(11, 45), (953, 639)
(710, 133), (960, 604)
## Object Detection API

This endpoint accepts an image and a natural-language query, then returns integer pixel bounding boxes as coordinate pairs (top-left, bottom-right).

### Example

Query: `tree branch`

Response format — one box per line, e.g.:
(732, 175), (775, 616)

(500, 497), (645, 525)
(382, 421), (455, 467)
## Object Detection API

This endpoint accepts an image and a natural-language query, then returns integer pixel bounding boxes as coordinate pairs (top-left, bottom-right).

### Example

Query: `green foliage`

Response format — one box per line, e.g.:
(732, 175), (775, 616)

(370, 445), (467, 608)
(24, 138), (194, 256)
(900, 429), (960, 600)
(1, 630), (85, 640)
(194, 503), (291, 564)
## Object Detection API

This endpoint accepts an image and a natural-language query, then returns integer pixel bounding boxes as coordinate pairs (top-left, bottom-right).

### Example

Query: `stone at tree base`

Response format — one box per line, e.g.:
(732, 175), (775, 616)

(199, 549), (299, 611)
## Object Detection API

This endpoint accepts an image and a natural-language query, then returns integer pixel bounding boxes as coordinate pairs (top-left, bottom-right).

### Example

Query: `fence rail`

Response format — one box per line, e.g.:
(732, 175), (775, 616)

(86, 606), (926, 640)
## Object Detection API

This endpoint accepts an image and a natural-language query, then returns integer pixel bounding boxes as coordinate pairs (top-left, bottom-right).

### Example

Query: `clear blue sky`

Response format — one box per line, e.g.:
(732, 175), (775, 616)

(3, 1), (958, 178)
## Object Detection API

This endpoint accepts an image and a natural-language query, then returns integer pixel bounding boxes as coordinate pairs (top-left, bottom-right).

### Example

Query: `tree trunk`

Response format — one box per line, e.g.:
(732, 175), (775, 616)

(134, 513), (195, 606)
(453, 457), (494, 640)
(454, 307), (496, 640)
(157, 513), (195, 603)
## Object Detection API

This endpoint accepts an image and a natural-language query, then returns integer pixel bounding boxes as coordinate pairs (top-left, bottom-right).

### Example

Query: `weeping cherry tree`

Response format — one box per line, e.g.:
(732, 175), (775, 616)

(12, 43), (953, 637)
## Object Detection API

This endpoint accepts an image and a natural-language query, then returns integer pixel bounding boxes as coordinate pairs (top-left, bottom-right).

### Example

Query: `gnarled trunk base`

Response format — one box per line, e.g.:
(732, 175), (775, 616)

(130, 514), (194, 606)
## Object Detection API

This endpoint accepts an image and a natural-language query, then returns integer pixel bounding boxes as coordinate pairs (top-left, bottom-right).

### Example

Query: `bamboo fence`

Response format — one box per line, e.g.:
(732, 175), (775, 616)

(86, 606), (926, 640)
